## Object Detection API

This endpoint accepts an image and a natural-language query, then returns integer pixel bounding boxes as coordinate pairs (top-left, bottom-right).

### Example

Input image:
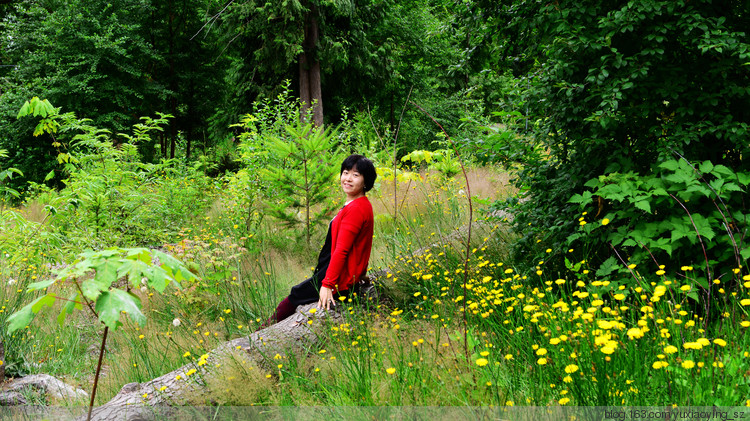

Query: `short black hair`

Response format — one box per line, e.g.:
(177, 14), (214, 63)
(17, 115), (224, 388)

(341, 154), (377, 193)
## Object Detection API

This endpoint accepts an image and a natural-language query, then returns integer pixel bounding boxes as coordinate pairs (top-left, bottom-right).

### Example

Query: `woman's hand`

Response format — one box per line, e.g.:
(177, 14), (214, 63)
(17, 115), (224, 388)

(318, 286), (335, 310)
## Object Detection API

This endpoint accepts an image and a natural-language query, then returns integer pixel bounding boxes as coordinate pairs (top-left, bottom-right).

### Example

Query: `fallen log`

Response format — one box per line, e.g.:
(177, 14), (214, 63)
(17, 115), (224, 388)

(85, 217), (501, 419)
(85, 302), (343, 421)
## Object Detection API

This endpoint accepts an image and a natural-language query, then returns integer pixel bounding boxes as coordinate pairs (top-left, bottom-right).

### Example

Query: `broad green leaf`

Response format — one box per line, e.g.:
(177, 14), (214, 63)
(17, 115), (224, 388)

(57, 292), (83, 327)
(595, 256), (619, 277)
(81, 278), (108, 301)
(670, 220), (695, 244)
(698, 161), (714, 173)
(95, 289), (146, 330)
(7, 294), (57, 333)
(691, 214), (716, 241)
(26, 278), (57, 291)
(658, 160), (679, 171)
(634, 200), (652, 213)
(148, 267), (169, 292)
(16, 101), (31, 119)
(93, 259), (120, 289)
(117, 259), (151, 288)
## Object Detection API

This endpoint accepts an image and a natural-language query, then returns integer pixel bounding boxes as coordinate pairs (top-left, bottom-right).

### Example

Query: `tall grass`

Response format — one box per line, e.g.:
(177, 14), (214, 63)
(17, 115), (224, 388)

(4, 163), (748, 408)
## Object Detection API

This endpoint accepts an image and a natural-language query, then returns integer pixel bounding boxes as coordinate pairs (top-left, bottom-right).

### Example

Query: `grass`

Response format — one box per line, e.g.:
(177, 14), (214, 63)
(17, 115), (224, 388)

(1, 164), (749, 409)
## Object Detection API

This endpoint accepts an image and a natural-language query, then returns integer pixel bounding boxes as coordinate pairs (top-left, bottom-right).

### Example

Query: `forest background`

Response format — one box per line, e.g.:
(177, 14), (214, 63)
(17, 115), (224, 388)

(1, 0), (749, 410)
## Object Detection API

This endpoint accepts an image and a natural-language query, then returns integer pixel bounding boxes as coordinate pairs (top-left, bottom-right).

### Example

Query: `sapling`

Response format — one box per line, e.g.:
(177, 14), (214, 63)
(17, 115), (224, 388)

(6, 247), (196, 421)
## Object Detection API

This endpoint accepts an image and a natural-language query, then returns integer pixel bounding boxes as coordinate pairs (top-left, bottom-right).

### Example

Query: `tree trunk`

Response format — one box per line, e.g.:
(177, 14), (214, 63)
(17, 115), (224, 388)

(308, 14), (323, 127)
(299, 8), (323, 127)
(299, 52), (311, 121)
(84, 303), (344, 421)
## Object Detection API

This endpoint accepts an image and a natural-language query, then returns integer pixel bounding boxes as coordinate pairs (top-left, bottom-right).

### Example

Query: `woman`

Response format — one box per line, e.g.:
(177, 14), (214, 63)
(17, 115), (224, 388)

(265, 154), (377, 324)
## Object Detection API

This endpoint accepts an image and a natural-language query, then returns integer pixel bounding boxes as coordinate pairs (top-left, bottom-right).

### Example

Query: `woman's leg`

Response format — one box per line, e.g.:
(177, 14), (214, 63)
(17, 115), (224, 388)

(262, 276), (321, 328)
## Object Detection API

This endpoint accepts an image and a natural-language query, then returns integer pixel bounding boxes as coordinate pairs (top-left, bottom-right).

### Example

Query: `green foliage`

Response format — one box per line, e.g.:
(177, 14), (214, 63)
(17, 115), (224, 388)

(497, 0), (750, 272)
(567, 159), (749, 291)
(259, 122), (343, 245)
(7, 247), (194, 333)
(17, 98), (216, 248)
(401, 149), (461, 178)
(0, 148), (23, 203)
(229, 83), (345, 244)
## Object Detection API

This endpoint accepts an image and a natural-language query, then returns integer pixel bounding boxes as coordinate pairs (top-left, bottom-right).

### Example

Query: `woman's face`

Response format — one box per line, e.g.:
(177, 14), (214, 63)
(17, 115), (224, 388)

(340, 167), (365, 198)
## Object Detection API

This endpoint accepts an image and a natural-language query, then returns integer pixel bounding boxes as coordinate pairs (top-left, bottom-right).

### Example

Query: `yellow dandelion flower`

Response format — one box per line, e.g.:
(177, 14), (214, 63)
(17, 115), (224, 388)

(713, 338), (727, 347)
(563, 375), (573, 383)
(627, 327), (644, 340)
(565, 364), (579, 373)
(600, 346), (615, 355)
(505, 354), (513, 360)
(476, 358), (489, 367)
(681, 360), (695, 369)
(696, 338), (710, 347)
(182, 352), (191, 358)
(652, 361), (669, 369)
(386, 367), (396, 375)
(536, 348), (548, 356)
(684, 342), (702, 350)
(602, 218), (610, 225)
(559, 397), (570, 405)
(664, 345), (678, 354)
(537, 358), (548, 365)
(741, 299), (750, 306)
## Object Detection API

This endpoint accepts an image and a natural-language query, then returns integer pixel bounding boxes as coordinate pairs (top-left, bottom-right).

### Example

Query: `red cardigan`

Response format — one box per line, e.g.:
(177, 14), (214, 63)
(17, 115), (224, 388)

(321, 196), (374, 292)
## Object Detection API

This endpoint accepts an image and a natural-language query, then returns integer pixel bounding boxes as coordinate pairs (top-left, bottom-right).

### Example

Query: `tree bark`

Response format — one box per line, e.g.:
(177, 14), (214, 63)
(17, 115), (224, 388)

(308, 14), (323, 127)
(299, 8), (323, 127)
(84, 303), (343, 421)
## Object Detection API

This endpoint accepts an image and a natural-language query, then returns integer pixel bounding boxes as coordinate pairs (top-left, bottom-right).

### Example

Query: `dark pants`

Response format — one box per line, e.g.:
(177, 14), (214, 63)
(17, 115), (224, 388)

(266, 277), (361, 325)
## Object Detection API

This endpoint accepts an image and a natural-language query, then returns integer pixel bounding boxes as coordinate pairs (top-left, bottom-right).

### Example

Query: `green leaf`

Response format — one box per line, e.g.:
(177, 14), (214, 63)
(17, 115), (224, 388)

(740, 246), (750, 261)
(95, 289), (146, 330)
(595, 256), (619, 277)
(93, 259), (120, 289)
(81, 277), (109, 301)
(691, 214), (715, 241)
(7, 294), (57, 333)
(57, 292), (83, 327)
(698, 161), (713, 173)
(658, 160), (679, 171)
(17, 101), (31, 119)
(26, 278), (57, 291)
(634, 200), (651, 213)
(44, 170), (56, 181)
